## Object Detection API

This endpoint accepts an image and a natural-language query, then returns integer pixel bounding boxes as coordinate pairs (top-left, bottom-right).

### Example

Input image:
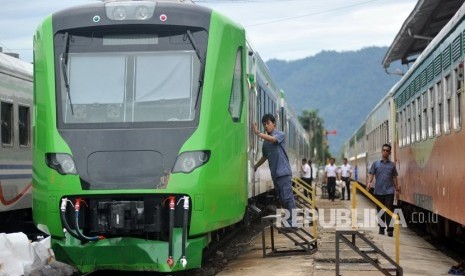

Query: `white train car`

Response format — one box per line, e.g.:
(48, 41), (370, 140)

(0, 51), (33, 233)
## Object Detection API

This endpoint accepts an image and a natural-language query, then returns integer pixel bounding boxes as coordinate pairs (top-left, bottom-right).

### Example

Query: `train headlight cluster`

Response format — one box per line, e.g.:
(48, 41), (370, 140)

(172, 151), (211, 174)
(105, 1), (156, 21)
(46, 153), (78, 175)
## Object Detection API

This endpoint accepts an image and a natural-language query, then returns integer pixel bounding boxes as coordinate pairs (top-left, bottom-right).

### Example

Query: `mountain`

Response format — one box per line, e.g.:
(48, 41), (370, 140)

(266, 46), (402, 156)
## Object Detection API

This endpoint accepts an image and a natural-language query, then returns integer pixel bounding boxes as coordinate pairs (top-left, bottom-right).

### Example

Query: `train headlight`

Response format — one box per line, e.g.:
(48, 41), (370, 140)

(105, 1), (156, 21)
(172, 151), (211, 174)
(46, 153), (78, 175)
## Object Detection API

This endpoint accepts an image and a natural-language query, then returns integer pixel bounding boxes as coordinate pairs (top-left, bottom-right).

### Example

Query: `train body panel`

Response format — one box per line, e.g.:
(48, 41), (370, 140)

(396, 134), (465, 226)
(32, 0), (308, 272)
(0, 52), (33, 217)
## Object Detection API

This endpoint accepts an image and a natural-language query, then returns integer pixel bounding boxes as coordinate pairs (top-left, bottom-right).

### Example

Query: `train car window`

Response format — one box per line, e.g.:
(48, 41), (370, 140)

(402, 108), (409, 146)
(385, 120), (389, 145)
(411, 101), (416, 143)
(416, 96), (421, 141)
(444, 75), (451, 134)
(421, 92), (428, 140)
(268, 97), (272, 115)
(248, 81), (256, 151)
(288, 121), (294, 149)
(401, 109), (405, 146)
(1, 101), (13, 146)
(264, 95), (268, 114)
(401, 111), (405, 146)
(262, 92), (266, 115)
(261, 92), (266, 115)
(261, 89), (265, 122)
(454, 67), (462, 131)
(396, 111), (402, 147)
(428, 87), (435, 138)
(267, 95), (271, 114)
(18, 105), (30, 147)
(272, 100), (276, 119)
(54, 28), (207, 127)
(406, 105), (411, 145)
(435, 81), (443, 136)
(229, 48), (243, 122)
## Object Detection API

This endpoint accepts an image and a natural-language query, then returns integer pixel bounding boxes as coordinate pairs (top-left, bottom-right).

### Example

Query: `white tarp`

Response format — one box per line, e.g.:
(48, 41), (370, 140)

(0, 233), (74, 276)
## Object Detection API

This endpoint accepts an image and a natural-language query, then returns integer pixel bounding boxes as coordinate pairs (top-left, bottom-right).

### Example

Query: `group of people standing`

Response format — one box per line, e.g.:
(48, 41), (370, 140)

(323, 157), (353, 201)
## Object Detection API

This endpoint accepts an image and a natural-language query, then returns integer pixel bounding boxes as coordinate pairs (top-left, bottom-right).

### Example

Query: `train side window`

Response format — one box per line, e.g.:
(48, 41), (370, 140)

(411, 102), (415, 143)
(406, 105), (411, 145)
(397, 111), (402, 147)
(259, 87), (264, 121)
(229, 48), (243, 122)
(18, 105), (31, 147)
(289, 122), (295, 150)
(1, 101), (13, 146)
(428, 87), (435, 138)
(435, 81), (442, 136)
(454, 67), (462, 131)
(421, 92), (427, 140)
(416, 96), (421, 141)
(400, 111), (404, 147)
(399, 110), (402, 146)
(444, 75), (451, 134)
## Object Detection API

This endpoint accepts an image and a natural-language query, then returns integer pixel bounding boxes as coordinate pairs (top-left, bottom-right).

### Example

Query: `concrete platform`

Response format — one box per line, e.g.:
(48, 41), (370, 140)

(217, 186), (457, 276)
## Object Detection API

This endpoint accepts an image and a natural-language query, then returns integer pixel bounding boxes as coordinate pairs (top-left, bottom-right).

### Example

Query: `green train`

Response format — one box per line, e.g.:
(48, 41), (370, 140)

(33, 0), (309, 273)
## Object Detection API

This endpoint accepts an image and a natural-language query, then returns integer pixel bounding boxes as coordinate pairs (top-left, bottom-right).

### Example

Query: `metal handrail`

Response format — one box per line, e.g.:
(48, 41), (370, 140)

(292, 177), (318, 239)
(351, 181), (400, 264)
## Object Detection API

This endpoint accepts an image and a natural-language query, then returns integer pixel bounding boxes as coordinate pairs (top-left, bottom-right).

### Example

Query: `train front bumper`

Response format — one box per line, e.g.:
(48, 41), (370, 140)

(51, 229), (209, 273)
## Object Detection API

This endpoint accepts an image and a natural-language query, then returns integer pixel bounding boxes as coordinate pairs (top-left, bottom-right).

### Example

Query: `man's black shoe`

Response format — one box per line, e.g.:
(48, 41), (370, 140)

(387, 231), (393, 237)
(378, 228), (384, 235)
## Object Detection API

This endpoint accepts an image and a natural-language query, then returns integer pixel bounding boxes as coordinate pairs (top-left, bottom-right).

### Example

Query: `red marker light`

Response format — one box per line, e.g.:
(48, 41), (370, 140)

(160, 14), (167, 22)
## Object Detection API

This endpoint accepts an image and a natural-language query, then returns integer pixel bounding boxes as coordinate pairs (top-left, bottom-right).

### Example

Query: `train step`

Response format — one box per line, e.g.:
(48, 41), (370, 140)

(260, 215), (317, 257)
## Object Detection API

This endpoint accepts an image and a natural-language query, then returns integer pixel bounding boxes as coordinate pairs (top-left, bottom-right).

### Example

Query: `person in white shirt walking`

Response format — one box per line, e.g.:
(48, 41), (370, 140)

(324, 157), (339, 201)
(300, 158), (312, 198)
(339, 158), (352, 200)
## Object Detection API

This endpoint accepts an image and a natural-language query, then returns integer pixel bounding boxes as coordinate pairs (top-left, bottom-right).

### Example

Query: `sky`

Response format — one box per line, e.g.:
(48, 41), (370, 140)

(0, 0), (417, 63)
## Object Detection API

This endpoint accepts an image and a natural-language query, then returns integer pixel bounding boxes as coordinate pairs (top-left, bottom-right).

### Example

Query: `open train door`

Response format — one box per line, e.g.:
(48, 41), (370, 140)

(246, 43), (259, 198)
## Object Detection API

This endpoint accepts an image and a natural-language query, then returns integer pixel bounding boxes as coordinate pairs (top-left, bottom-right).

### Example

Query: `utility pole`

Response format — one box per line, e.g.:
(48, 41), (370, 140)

(323, 129), (337, 164)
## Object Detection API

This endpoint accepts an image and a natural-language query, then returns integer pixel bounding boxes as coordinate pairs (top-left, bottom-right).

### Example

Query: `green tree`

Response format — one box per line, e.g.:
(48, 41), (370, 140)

(298, 109), (330, 165)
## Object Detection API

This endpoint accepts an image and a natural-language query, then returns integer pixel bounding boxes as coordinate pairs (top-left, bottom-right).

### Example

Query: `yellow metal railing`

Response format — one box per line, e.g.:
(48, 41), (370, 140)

(292, 177), (318, 239)
(351, 181), (400, 264)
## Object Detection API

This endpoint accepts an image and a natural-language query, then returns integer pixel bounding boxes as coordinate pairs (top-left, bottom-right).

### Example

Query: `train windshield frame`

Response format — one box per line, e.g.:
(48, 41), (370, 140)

(54, 28), (207, 129)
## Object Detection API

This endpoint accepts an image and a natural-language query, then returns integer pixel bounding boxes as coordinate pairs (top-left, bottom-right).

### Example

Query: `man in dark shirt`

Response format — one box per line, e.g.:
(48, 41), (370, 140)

(367, 144), (399, 237)
(253, 114), (296, 227)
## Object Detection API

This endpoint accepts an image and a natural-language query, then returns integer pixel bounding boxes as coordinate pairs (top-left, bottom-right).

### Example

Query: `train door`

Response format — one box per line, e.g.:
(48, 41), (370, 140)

(246, 47), (258, 198)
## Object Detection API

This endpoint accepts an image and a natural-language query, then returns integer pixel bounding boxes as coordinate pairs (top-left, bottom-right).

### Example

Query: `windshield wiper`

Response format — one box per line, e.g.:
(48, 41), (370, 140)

(60, 32), (74, 115)
(186, 30), (205, 108)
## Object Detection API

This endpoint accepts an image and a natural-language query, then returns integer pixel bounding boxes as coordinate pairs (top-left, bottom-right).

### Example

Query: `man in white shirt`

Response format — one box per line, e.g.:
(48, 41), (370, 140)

(324, 157), (339, 201)
(300, 158), (312, 198)
(339, 157), (352, 200)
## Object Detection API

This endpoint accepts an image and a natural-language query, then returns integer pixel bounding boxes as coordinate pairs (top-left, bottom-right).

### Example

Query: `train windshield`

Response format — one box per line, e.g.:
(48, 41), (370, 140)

(55, 30), (206, 127)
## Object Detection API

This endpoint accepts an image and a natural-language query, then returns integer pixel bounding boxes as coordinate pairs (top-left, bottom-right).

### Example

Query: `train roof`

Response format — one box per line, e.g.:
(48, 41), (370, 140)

(0, 52), (33, 81)
(383, 0), (463, 69)
(389, 2), (465, 96)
